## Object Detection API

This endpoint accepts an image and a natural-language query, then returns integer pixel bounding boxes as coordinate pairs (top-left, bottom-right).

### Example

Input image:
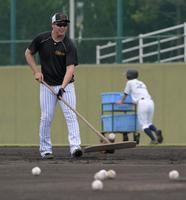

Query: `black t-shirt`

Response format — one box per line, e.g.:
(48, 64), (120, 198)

(28, 31), (78, 86)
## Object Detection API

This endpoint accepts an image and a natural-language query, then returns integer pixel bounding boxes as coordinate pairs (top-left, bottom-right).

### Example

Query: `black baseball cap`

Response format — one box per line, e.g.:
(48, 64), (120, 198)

(52, 12), (70, 23)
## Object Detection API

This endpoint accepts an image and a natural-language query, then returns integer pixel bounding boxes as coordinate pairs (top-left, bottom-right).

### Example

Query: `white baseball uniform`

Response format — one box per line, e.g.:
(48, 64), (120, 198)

(124, 79), (154, 130)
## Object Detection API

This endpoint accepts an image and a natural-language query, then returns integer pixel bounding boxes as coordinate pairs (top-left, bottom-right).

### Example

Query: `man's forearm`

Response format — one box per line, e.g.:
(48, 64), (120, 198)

(61, 65), (75, 89)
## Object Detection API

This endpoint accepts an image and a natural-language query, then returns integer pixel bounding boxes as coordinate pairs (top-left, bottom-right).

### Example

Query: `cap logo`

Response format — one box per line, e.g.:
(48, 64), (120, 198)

(52, 13), (70, 23)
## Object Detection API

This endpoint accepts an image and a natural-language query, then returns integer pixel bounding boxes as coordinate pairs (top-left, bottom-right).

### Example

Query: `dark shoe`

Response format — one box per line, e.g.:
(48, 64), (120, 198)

(156, 130), (163, 143)
(72, 149), (83, 158)
(42, 153), (54, 159)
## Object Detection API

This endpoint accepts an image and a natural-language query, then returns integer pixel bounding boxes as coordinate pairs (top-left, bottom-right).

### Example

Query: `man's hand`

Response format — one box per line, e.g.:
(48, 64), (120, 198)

(34, 72), (43, 82)
(57, 88), (65, 100)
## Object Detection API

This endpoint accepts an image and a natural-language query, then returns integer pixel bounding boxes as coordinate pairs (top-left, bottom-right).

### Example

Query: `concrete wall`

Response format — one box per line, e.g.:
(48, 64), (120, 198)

(0, 63), (186, 146)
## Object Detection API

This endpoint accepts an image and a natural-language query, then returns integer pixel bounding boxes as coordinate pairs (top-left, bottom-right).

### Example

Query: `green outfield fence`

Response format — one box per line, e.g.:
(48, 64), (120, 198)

(0, 38), (126, 65)
(1, 34), (185, 65)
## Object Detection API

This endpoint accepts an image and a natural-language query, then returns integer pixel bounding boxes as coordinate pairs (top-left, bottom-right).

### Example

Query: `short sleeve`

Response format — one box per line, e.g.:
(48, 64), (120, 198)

(28, 35), (41, 54)
(66, 40), (78, 66)
(124, 81), (131, 95)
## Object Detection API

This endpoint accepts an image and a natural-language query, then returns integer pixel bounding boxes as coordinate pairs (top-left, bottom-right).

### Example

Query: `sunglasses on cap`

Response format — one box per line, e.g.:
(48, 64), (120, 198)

(55, 21), (68, 27)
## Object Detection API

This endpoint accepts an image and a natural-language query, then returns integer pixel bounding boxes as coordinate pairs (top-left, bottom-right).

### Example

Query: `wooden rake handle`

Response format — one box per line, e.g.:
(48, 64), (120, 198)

(41, 81), (110, 144)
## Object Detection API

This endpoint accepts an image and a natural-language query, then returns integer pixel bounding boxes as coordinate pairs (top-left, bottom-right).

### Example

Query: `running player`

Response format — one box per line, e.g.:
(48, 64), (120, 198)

(25, 12), (82, 159)
(117, 69), (163, 144)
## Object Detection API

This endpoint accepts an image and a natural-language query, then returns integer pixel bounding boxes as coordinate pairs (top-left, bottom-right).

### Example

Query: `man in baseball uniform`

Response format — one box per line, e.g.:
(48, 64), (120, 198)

(25, 12), (82, 159)
(117, 69), (163, 144)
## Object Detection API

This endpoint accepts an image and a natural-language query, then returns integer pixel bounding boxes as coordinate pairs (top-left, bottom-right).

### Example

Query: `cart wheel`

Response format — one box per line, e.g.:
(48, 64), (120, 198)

(100, 133), (106, 143)
(123, 133), (129, 141)
(133, 132), (140, 144)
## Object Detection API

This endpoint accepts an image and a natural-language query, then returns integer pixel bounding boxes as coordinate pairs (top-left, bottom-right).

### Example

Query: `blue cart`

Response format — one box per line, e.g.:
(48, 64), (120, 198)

(101, 92), (140, 144)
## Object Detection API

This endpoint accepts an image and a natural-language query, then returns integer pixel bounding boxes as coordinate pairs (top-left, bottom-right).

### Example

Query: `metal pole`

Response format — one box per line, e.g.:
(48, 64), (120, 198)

(10, 0), (16, 65)
(116, 0), (124, 63)
(184, 22), (186, 62)
(69, 0), (75, 40)
(157, 36), (160, 63)
(139, 34), (143, 63)
(96, 45), (100, 64)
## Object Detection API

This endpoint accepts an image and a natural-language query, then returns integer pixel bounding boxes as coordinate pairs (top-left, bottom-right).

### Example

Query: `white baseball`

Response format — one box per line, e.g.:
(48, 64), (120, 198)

(99, 169), (108, 178)
(108, 133), (116, 141)
(91, 180), (103, 190)
(94, 172), (105, 180)
(107, 169), (116, 179)
(94, 169), (108, 180)
(169, 170), (179, 180)
(32, 167), (41, 176)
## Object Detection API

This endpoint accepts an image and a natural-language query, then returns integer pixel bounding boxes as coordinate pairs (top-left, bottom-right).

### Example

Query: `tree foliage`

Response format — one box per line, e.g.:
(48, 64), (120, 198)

(1, 0), (186, 64)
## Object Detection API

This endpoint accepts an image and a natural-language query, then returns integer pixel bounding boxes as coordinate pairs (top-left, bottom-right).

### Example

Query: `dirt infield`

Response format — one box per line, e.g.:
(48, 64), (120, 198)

(0, 146), (186, 200)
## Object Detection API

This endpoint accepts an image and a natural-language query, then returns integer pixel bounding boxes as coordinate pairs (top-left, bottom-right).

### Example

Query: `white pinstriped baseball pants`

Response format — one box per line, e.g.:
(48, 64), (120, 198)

(39, 83), (81, 157)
